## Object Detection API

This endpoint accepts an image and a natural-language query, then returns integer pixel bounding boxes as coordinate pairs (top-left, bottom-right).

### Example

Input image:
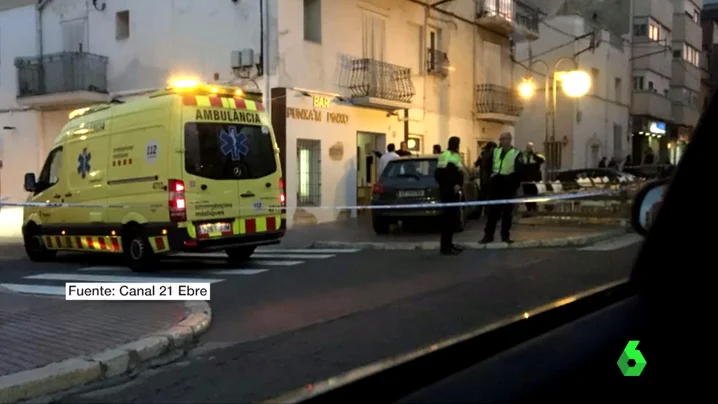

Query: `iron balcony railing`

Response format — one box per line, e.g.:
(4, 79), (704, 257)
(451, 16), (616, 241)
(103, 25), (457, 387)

(475, 84), (524, 116)
(478, 0), (539, 33)
(337, 56), (415, 103)
(426, 48), (450, 77)
(15, 52), (109, 97)
(514, 0), (539, 33)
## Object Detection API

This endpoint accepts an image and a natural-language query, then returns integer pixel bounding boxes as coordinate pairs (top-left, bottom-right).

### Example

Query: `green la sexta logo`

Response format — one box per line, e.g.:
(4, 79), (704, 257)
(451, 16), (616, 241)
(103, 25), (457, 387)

(617, 340), (647, 376)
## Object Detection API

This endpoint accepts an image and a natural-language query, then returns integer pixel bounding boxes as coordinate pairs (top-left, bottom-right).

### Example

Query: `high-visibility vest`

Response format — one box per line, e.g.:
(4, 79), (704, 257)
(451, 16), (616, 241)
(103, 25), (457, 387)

(521, 153), (544, 164)
(437, 150), (463, 169)
(493, 147), (520, 175)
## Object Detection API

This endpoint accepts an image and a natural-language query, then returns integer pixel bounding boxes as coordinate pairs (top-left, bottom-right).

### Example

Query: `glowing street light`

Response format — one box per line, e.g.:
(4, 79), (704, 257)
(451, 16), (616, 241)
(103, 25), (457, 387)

(518, 79), (536, 100)
(557, 70), (592, 98)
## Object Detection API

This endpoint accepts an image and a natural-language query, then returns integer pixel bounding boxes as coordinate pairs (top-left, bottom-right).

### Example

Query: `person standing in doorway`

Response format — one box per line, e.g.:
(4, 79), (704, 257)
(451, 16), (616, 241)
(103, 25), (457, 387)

(397, 141), (412, 156)
(434, 136), (465, 255)
(481, 132), (523, 244)
(520, 142), (544, 213)
(377, 143), (399, 176)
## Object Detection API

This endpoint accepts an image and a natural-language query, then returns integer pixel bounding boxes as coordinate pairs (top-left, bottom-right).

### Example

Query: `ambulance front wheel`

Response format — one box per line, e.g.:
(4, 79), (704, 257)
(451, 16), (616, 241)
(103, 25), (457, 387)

(23, 228), (56, 262)
(225, 246), (256, 262)
(123, 229), (157, 272)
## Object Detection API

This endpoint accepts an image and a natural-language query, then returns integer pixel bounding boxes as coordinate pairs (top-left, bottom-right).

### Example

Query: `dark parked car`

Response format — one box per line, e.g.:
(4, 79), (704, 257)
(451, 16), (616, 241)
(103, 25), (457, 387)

(370, 156), (479, 234)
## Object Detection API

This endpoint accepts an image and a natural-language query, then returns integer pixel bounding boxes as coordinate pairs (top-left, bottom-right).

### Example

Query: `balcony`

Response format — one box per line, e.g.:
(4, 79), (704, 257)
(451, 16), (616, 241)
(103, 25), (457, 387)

(15, 52), (109, 109)
(671, 60), (701, 91)
(631, 91), (672, 122)
(476, 0), (539, 40)
(673, 14), (702, 49)
(474, 84), (523, 123)
(672, 102), (700, 127)
(426, 48), (450, 78)
(336, 56), (415, 110)
(631, 43), (672, 78)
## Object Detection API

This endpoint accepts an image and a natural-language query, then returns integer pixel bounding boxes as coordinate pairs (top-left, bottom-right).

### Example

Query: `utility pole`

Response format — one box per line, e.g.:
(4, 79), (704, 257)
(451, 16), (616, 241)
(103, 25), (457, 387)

(262, 0), (271, 115)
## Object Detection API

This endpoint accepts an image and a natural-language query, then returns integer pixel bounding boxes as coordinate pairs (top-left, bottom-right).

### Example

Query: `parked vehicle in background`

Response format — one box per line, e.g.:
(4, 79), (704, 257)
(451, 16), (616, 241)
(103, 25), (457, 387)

(370, 156), (480, 234)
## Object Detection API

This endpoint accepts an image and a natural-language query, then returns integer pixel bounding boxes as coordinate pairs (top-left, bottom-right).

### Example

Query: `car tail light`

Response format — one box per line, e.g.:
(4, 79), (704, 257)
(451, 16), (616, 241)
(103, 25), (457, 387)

(372, 182), (384, 194)
(168, 179), (187, 222)
(279, 177), (286, 206)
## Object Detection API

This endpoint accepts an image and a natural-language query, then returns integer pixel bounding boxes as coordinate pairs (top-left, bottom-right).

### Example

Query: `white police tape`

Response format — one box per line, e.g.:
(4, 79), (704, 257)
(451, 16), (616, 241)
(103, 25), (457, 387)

(0, 190), (616, 211)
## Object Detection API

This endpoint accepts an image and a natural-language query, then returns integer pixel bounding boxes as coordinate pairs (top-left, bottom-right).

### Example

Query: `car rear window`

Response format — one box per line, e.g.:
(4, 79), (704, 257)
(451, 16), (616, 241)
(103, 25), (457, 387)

(184, 122), (277, 180)
(383, 159), (437, 178)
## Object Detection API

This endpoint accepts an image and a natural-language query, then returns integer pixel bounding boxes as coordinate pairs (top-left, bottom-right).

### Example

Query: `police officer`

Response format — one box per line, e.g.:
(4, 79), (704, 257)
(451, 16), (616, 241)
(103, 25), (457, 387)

(520, 142), (544, 213)
(434, 136), (464, 255)
(481, 132), (523, 244)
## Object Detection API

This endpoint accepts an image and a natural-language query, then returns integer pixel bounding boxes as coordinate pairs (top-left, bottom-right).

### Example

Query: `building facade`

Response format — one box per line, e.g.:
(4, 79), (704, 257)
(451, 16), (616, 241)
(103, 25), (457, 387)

(514, 13), (632, 171)
(0, 0), (265, 236)
(701, 1), (718, 110)
(273, 0), (539, 225)
(630, 0), (703, 165)
(0, 0), (541, 234)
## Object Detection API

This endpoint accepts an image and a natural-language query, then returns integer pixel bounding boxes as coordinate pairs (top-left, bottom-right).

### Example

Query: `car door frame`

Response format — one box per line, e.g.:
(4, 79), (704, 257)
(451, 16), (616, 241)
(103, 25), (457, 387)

(30, 145), (68, 228)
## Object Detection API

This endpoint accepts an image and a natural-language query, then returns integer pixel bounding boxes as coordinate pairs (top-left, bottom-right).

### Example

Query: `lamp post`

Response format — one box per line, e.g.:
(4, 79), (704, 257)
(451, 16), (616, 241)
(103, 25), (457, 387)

(518, 58), (592, 180)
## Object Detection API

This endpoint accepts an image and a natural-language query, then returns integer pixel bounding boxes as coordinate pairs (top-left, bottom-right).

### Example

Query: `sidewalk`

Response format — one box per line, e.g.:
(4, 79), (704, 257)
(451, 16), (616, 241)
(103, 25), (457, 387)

(274, 217), (626, 250)
(0, 292), (211, 403)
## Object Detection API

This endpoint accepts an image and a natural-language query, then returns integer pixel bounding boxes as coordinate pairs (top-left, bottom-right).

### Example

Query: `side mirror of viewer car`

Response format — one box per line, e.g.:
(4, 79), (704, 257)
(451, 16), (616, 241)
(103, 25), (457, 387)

(630, 179), (670, 237)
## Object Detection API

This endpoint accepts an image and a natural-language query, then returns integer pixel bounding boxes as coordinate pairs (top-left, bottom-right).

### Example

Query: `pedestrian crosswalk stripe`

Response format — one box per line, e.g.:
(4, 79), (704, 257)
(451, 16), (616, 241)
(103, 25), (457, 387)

(0, 284), (65, 296)
(251, 260), (303, 266)
(252, 253), (334, 259)
(77, 266), (269, 275)
(24, 273), (224, 284)
(255, 248), (361, 253)
(207, 269), (268, 275)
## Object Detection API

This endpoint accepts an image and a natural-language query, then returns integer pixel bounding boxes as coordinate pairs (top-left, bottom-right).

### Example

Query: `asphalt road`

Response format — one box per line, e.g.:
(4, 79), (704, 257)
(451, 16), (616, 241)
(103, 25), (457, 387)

(0, 236), (641, 403)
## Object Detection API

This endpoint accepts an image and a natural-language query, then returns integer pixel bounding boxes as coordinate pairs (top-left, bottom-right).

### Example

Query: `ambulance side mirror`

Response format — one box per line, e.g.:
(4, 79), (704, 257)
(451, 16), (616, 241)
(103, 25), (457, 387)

(630, 179), (669, 237)
(24, 173), (36, 192)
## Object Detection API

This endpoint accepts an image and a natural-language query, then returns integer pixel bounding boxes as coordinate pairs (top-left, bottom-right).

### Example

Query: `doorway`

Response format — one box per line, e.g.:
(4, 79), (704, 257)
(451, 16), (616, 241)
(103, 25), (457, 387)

(356, 131), (386, 209)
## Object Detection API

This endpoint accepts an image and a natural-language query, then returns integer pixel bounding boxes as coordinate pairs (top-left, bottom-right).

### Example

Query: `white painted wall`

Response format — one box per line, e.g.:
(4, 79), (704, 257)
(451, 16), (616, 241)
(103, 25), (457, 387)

(514, 15), (632, 170)
(277, 0), (512, 161)
(39, 0), (270, 92)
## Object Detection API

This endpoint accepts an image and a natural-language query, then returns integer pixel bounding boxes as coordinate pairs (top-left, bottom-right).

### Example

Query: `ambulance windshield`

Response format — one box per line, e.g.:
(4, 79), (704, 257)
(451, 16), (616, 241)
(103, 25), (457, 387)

(184, 122), (277, 180)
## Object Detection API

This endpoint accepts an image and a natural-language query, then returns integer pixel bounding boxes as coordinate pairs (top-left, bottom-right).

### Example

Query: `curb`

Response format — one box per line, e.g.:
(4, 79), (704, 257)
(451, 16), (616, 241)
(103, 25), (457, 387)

(310, 229), (627, 251)
(0, 301), (212, 403)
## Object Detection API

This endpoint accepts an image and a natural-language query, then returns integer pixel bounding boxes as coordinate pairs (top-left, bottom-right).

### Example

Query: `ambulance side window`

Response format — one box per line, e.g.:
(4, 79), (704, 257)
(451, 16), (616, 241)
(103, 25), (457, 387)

(36, 147), (63, 193)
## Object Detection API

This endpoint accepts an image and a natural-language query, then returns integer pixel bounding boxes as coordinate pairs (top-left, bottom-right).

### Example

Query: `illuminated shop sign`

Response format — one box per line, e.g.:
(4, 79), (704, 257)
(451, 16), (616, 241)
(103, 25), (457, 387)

(648, 121), (666, 134)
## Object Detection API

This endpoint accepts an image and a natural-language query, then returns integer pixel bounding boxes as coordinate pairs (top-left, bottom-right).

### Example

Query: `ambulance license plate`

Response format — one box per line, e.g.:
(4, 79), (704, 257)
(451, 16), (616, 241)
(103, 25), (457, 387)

(198, 222), (231, 235)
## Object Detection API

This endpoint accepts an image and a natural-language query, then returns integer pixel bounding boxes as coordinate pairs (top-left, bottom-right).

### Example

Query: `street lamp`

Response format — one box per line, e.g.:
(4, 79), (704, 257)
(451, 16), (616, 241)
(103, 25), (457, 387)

(517, 57), (591, 180)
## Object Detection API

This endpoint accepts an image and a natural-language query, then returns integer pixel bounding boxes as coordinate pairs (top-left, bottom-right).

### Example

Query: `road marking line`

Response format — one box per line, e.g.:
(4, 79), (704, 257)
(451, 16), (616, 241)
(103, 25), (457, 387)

(255, 248), (361, 253)
(251, 260), (303, 266)
(24, 273), (224, 284)
(207, 269), (268, 275)
(0, 284), (65, 296)
(578, 234), (643, 251)
(77, 266), (270, 274)
(174, 252), (335, 259)
(251, 253), (334, 259)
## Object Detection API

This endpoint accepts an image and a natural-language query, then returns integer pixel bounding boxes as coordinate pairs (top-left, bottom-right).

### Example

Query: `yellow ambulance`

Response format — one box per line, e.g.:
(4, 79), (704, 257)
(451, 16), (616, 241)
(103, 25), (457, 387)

(21, 80), (286, 272)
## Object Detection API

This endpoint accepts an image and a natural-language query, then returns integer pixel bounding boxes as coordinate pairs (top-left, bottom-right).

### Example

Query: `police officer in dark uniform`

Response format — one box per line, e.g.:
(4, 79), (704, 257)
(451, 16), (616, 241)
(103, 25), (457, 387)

(434, 136), (465, 255)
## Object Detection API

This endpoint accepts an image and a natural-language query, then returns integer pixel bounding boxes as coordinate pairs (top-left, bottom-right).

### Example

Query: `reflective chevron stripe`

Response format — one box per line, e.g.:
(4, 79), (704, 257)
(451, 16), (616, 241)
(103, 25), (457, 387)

(42, 235), (122, 252)
(182, 95), (265, 111)
(188, 215), (285, 239)
(149, 236), (170, 253)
